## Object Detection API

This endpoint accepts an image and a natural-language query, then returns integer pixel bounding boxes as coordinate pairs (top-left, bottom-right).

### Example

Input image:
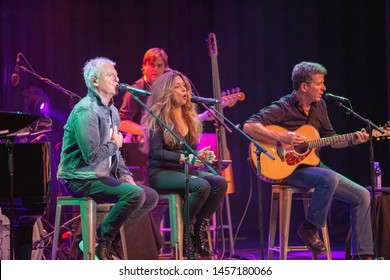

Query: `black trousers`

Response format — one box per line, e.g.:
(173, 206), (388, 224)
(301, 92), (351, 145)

(148, 170), (227, 224)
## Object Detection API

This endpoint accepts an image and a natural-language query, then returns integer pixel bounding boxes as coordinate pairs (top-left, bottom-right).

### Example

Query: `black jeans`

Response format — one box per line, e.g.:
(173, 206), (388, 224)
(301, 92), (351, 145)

(148, 171), (227, 224)
(65, 178), (158, 241)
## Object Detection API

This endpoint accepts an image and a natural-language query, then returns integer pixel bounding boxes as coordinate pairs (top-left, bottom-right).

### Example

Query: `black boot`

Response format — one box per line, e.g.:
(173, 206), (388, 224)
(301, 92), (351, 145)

(193, 218), (213, 257)
(111, 234), (124, 260)
(183, 223), (200, 259)
(95, 240), (114, 260)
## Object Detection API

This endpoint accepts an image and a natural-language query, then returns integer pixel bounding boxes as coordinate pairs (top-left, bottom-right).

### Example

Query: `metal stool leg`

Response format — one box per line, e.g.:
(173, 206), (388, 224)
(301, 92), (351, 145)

(51, 197), (97, 260)
(80, 199), (97, 260)
(51, 199), (63, 260)
(159, 194), (184, 260)
(279, 187), (293, 260)
(267, 189), (279, 259)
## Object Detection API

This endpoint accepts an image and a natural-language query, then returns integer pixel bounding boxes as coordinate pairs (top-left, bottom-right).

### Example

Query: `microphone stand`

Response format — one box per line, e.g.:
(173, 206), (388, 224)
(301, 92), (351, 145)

(199, 103), (232, 258)
(18, 65), (82, 109)
(334, 101), (384, 259)
(200, 103), (232, 176)
(205, 104), (274, 260)
(130, 94), (218, 260)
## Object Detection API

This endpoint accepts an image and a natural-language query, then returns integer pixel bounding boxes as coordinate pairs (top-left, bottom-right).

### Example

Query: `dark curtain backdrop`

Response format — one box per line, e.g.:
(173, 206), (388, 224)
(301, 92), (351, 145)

(1, 0), (389, 244)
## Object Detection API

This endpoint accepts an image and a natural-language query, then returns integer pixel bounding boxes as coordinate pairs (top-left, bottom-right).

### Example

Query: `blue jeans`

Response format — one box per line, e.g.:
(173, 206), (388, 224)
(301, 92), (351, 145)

(283, 164), (373, 256)
(65, 178), (158, 241)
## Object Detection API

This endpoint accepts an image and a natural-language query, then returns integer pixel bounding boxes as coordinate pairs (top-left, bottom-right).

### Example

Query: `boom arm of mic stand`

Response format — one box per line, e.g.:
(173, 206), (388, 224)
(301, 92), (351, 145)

(200, 103), (232, 133)
(337, 102), (384, 134)
(205, 105), (275, 160)
(19, 66), (82, 101)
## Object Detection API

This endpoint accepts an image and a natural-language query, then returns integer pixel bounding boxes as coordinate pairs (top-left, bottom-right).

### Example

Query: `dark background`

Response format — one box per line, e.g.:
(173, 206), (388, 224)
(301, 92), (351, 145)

(1, 0), (389, 248)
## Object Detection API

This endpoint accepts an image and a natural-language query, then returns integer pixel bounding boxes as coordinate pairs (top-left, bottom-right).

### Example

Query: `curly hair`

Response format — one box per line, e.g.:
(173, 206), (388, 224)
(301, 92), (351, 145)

(291, 61), (327, 90)
(141, 70), (202, 153)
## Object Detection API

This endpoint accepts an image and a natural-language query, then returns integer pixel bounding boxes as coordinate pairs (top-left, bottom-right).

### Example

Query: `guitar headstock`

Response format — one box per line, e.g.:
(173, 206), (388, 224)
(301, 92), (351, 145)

(372, 122), (390, 140)
(221, 88), (246, 108)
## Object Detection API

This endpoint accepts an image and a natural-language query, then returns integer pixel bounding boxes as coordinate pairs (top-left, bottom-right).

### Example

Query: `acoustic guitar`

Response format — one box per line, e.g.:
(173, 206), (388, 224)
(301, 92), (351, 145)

(249, 124), (370, 183)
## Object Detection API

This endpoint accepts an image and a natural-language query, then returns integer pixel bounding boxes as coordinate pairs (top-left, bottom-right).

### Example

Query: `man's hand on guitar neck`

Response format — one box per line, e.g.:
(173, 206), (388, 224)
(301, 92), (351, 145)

(339, 128), (369, 148)
(284, 127), (369, 148)
(354, 128), (369, 144)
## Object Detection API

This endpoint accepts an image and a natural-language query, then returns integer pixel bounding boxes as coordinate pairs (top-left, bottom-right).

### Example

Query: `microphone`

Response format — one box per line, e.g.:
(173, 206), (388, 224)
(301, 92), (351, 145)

(190, 96), (221, 105)
(324, 93), (349, 102)
(11, 53), (21, 86)
(118, 83), (151, 96)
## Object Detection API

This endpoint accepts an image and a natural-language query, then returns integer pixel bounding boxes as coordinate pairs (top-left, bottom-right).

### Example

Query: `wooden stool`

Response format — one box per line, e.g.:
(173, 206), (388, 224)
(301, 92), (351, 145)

(268, 185), (332, 260)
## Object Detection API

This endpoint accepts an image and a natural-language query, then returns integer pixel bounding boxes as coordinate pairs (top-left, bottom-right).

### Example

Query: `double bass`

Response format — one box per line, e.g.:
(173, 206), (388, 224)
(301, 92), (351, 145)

(206, 33), (235, 194)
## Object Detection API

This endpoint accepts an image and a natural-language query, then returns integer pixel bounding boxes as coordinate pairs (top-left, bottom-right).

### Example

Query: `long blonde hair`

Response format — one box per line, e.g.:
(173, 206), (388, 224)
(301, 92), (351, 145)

(141, 70), (202, 153)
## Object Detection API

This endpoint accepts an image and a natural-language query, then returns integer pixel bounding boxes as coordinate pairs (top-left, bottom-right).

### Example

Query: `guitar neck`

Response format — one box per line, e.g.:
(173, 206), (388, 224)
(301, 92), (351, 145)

(308, 132), (356, 148)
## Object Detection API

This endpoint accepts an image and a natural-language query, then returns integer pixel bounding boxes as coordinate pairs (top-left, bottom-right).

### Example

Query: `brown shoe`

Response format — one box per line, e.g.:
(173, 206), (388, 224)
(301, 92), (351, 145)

(297, 223), (327, 254)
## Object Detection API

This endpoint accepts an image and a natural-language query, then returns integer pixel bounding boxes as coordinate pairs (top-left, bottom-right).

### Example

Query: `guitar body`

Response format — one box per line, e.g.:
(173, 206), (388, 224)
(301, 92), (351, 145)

(249, 124), (321, 183)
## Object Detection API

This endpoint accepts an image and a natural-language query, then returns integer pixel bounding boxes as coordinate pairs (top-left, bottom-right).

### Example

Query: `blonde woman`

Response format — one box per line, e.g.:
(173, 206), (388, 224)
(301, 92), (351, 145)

(141, 70), (227, 258)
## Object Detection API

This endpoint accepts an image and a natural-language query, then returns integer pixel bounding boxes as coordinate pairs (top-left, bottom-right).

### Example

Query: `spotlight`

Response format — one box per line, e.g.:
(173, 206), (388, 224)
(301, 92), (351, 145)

(37, 100), (50, 116)
(39, 102), (46, 111)
(14, 86), (50, 117)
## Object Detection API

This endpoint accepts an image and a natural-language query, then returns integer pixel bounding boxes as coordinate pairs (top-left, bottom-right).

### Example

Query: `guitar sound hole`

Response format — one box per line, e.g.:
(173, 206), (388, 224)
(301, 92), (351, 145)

(294, 142), (308, 154)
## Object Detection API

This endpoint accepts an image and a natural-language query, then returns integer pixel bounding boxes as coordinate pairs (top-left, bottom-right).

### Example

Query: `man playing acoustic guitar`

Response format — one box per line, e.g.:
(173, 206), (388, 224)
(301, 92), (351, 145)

(243, 61), (374, 260)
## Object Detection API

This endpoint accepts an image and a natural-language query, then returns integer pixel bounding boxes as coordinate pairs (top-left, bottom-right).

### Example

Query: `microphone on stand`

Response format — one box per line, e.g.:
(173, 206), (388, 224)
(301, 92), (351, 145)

(11, 53), (21, 86)
(190, 96), (221, 105)
(118, 83), (151, 96)
(324, 93), (349, 102)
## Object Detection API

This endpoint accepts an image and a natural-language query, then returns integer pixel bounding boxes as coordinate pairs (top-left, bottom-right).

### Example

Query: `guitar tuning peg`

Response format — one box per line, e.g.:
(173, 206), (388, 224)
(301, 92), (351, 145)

(221, 91), (226, 96)
(226, 89), (230, 95)
(236, 87), (240, 92)
(231, 88), (236, 93)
